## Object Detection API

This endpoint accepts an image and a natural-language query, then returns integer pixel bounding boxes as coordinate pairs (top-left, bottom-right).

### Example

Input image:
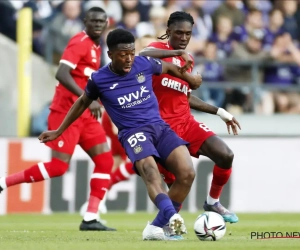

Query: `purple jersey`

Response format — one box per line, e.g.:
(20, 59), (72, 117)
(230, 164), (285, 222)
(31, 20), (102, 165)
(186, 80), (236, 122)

(86, 56), (164, 133)
(232, 25), (248, 42)
(209, 33), (234, 58)
(85, 56), (189, 164)
(262, 27), (284, 51)
(201, 62), (224, 82)
(264, 65), (300, 85)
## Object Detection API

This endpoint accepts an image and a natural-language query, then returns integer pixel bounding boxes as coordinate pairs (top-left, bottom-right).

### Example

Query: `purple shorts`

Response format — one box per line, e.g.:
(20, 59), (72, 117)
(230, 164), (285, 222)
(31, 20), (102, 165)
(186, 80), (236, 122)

(119, 122), (189, 168)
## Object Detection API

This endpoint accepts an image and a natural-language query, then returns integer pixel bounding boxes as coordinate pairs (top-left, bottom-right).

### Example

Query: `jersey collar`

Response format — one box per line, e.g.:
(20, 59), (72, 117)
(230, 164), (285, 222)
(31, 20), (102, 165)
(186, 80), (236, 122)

(83, 30), (100, 49)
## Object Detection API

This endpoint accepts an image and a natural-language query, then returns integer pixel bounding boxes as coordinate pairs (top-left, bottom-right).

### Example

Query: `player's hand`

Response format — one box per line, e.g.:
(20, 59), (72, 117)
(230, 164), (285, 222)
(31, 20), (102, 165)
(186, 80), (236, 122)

(38, 130), (61, 143)
(226, 117), (241, 136)
(89, 101), (102, 120)
(191, 72), (202, 89)
(179, 51), (193, 73)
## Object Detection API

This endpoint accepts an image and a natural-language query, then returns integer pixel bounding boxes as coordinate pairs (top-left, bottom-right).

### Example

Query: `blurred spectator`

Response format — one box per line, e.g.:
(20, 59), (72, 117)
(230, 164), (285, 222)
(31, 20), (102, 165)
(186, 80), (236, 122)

(212, 0), (245, 29)
(24, 0), (53, 24)
(264, 33), (300, 113)
(84, 0), (122, 25)
(242, 0), (273, 22)
(120, 0), (139, 12)
(190, 0), (213, 41)
(136, 6), (166, 38)
(226, 30), (272, 82)
(135, 35), (157, 53)
(200, 0), (223, 15)
(183, 7), (207, 55)
(117, 10), (140, 38)
(24, 0), (54, 55)
(48, 0), (84, 64)
(233, 8), (263, 43)
(209, 15), (235, 59)
(196, 42), (226, 107)
(262, 8), (285, 51)
(280, 0), (300, 41)
(224, 30), (273, 113)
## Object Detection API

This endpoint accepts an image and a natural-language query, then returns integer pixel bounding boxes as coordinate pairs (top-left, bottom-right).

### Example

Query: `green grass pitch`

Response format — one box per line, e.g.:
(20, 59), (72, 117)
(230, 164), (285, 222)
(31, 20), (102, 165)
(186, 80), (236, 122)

(0, 212), (299, 250)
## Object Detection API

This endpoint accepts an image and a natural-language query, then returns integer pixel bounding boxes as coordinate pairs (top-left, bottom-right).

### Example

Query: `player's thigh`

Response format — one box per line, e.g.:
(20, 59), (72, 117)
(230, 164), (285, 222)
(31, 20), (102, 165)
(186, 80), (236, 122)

(182, 119), (215, 158)
(164, 145), (194, 179)
(156, 126), (193, 175)
(79, 117), (110, 157)
(121, 129), (159, 165)
(46, 111), (80, 156)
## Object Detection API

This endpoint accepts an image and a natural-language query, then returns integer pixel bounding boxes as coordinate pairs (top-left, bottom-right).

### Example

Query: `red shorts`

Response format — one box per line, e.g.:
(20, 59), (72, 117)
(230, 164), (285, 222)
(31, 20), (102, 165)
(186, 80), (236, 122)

(101, 111), (127, 160)
(46, 110), (107, 154)
(158, 116), (215, 184)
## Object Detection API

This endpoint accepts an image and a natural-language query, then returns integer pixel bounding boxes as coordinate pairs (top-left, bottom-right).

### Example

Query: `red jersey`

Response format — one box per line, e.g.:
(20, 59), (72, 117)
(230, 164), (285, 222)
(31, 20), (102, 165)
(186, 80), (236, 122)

(50, 31), (101, 117)
(148, 41), (194, 130)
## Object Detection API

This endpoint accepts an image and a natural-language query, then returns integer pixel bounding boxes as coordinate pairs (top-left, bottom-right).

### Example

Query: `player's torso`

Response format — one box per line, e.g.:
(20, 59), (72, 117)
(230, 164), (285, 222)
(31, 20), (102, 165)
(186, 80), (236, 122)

(150, 42), (193, 129)
(66, 32), (101, 89)
(51, 32), (101, 115)
(95, 57), (163, 133)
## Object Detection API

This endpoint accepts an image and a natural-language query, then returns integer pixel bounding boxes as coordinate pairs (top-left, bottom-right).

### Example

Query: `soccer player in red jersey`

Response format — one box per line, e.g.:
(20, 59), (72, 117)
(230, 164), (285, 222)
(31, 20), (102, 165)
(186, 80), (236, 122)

(101, 111), (134, 187)
(140, 11), (241, 224)
(0, 7), (115, 231)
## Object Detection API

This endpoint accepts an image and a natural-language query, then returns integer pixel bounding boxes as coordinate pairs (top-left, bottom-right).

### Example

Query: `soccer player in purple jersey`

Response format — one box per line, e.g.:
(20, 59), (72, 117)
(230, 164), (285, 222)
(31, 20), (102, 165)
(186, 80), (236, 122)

(39, 29), (202, 241)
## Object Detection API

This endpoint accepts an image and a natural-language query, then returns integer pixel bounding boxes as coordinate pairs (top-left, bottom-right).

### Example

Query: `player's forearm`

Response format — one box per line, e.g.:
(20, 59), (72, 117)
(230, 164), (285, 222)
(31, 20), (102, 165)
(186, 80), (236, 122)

(164, 63), (201, 90)
(56, 68), (84, 97)
(56, 94), (92, 135)
(189, 95), (218, 114)
(139, 48), (184, 59)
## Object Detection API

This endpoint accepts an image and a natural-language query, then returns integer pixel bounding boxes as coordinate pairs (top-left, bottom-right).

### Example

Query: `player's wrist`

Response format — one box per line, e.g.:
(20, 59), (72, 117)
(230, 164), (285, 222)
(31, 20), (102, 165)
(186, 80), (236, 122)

(217, 108), (233, 122)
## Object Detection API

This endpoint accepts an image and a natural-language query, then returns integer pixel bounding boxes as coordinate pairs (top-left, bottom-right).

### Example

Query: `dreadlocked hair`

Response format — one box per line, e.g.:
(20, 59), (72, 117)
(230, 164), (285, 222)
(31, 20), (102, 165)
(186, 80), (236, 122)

(157, 11), (194, 40)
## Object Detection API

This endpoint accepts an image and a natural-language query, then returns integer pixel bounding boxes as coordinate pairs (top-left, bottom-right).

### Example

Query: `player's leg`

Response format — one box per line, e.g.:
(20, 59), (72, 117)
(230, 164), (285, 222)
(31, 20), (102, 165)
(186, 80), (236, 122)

(122, 127), (185, 240)
(183, 119), (238, 223)
(197, 135), (238, 223)
(108, 137), (134, 189)
(0, 111), (75, 193)
(109, 159), (134, 189)
(79, 118), (115, 231)
(157, 145), (195, 239)
(136, 156), (185, 240)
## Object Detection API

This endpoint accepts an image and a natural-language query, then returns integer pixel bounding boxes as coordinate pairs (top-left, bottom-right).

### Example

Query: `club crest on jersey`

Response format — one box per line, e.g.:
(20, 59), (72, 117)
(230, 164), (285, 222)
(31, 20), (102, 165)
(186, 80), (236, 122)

(172, 57), (181, 67)
(136, 72), (145, 83)
(134, 145), (143, 154)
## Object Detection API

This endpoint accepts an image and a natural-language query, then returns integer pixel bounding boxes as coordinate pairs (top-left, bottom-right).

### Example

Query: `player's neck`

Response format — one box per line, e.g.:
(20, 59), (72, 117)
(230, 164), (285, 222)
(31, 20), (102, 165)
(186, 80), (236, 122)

(92, 38), (101, 46)
(109, 63), (128, 76)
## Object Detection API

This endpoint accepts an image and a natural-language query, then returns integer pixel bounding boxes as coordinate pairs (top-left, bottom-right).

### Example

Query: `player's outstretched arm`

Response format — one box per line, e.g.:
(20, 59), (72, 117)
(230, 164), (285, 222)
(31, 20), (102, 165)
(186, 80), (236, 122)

(140, 48), (192, 73)
(161, 61), (202, 89)
(38, 93), (92, 143)
(189, 94), (219, 114)
(189, 95), (241, 135)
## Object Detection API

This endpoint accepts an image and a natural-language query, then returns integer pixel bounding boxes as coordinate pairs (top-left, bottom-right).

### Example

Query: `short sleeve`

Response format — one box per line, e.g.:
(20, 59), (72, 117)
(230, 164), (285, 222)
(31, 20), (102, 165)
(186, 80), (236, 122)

(85, 74), (99, 100)
(145, 56), (163, 75)
(60, 41), (87, 69)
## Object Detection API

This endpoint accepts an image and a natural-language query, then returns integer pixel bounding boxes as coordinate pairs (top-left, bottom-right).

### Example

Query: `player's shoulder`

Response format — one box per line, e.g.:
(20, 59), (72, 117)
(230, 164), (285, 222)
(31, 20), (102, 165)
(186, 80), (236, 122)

(147, 41), (170, 49)
(135, 56), (161, 65)
(91, 65), (109, 80)
(68, 31), (90, 46)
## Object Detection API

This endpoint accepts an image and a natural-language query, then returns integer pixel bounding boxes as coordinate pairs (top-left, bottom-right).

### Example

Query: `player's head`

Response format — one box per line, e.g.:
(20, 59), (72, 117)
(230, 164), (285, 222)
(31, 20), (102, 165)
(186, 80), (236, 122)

(107, 29), (135, 75)
(157, 11), (194, 50)
(84, 7), (108, 40)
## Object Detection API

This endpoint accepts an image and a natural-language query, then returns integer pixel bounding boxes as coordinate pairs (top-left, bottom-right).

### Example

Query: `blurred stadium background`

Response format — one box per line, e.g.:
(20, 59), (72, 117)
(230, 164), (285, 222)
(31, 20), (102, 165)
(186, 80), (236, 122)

(0, 0), (299, 227)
